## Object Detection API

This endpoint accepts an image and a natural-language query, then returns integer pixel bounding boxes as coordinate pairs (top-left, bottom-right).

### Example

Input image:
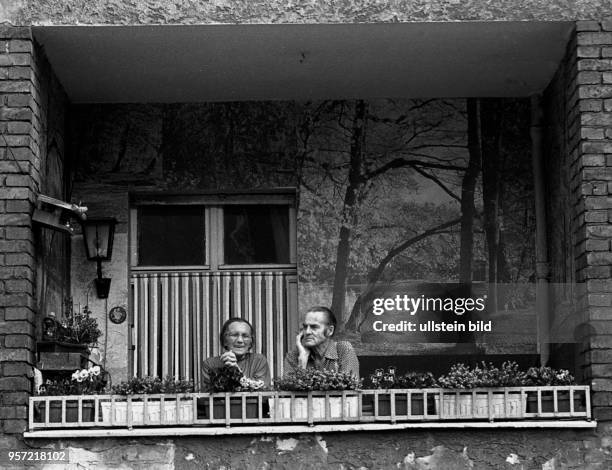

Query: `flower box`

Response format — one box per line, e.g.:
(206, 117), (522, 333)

(37, 340), (90, 355)
(435, 391), (524, 419)
(100, 398), (193, 425)
(526, 391), (586, 414)
(270, 394), (359, 420)
(362, 393), (436, 417)
(197, 396), (261, 420)
(35, 400), (95, 424)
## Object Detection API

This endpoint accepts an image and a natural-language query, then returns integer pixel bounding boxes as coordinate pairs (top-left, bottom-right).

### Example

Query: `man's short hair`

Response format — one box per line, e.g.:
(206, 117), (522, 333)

(306, 306), (337, 334)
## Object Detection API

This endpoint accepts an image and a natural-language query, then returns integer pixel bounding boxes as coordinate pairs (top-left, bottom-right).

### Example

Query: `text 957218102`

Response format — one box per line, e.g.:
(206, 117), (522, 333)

(1, 450), (69, 463)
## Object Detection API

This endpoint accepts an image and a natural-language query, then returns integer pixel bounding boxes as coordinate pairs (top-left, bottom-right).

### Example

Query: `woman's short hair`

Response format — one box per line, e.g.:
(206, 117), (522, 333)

(306, 306), (337, 334)
(220, 317), (255, 348)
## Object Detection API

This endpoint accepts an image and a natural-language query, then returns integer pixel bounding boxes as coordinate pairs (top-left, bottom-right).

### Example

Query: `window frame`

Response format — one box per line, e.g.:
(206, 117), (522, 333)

(129, 189), (297, 272)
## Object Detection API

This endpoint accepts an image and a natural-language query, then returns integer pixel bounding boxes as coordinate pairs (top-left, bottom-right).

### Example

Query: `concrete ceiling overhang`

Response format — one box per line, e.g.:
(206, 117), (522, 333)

(32, 22), (574, 103)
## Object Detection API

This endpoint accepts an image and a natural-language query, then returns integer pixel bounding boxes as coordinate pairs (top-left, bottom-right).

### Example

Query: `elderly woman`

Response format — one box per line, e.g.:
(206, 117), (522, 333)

(200, 317), (271, 391)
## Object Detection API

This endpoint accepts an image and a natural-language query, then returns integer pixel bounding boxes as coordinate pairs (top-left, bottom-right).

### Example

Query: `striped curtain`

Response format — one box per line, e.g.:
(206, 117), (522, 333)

(130, 270), (297, 386)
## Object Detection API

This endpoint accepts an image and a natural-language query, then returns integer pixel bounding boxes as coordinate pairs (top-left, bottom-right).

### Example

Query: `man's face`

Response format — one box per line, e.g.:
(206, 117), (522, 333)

(301, 311), (333, 348)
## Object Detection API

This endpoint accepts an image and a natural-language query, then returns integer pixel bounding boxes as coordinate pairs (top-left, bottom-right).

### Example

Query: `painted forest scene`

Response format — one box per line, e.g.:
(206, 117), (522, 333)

(71, 98), (539, 359)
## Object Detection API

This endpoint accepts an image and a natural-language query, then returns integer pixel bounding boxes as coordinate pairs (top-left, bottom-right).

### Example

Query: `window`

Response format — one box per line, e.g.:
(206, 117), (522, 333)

(137, 205), (206, 266)
(223, 205), (290, 265)
(131, 191), (296, 269)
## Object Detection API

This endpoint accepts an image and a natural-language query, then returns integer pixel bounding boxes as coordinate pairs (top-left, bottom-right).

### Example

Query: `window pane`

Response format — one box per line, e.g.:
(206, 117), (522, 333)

(224, 205), (290, 264)
(138, 206), (205, 266)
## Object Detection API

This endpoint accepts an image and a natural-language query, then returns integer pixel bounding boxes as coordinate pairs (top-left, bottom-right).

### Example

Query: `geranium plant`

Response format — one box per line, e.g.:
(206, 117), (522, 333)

(275, 368), (360, 392)
(523, 366), (575, 386)
(206, 366), (266, 392)
(239, 376), (265, 392)
(437, 363), (479, 389)
(57, 300), (102, 345)
(395, 371), (438, 388)
(364, 366), (437, 389)
(38, 366), (108, 395)
(207, 366), (244, 392)
(111, 376), (194, 395)
(437, 361), (526, 388)
(480, 361), (524, 387)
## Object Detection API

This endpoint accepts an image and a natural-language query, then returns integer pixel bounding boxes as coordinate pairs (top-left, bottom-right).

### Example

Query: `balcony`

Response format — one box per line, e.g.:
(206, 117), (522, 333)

(26, 386), (595, 438)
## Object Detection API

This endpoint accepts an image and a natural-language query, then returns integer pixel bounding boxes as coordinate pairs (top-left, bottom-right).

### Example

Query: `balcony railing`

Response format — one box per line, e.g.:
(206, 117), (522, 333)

(29, 386), (592, 433)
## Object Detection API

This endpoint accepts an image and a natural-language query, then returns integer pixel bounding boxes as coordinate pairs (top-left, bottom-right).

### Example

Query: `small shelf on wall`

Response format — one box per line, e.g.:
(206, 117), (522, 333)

(37, 352), (89, 372)
(36, 342), (92, 373)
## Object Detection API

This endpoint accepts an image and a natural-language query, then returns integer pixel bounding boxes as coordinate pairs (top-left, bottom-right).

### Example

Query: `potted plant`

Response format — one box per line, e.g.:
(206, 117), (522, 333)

(436, 362), (524, 418)
(273, 369), (360, 420)
(58, 303), (103, 346)
(40, 300), (102, 354)
(38, 302), (103, 378)
(35, 366), (107, 424)
(362, 367), (437, 417)
(523, 366), (583, 413)
(198, 366), (267, 420)
(103, 376), (194, 425)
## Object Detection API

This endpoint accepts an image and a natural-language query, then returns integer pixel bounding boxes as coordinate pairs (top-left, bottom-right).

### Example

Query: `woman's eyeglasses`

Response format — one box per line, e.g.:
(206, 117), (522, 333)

(225, 333), (252, 341)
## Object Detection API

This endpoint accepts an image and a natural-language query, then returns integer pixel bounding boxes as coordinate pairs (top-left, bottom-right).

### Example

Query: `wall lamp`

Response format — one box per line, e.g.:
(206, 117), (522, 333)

(82, 217), (117, 299)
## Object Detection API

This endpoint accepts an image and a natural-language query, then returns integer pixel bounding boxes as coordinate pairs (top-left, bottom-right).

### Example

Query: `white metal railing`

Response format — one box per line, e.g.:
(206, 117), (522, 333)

(29, 386), (591, 430)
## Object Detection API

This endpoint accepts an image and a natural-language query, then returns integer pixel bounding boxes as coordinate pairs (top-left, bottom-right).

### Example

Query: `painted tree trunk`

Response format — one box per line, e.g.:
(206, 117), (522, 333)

(331, 100), (367, 323)
(459, 98), (482, 284)
(481, 99), (502, 312)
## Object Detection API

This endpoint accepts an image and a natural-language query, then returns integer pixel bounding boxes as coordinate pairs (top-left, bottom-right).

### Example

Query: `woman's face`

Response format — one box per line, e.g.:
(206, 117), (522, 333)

(223, 321), (253, 358)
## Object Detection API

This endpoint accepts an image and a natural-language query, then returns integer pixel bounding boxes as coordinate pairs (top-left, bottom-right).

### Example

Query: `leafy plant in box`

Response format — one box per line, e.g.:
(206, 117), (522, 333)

(275, 368), (360, 392)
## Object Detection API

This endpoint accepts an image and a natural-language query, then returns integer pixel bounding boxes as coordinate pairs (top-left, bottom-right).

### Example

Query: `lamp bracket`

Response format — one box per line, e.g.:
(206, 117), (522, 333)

(32, 194), (88, 233)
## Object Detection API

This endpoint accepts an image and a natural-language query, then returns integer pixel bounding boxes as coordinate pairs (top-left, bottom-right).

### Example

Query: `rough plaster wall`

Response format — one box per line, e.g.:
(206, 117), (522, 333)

(70, 231), (129, 382)
(68, 105), (160, 382)
(19, 430), (612, 469)
(2, 0), (612, 25)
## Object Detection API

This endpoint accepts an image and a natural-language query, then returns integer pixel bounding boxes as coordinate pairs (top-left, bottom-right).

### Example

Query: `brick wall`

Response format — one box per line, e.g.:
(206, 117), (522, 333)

(0, 26), (68, 442)
(567, 21), (612, 423)
(0, 26), (38, 440)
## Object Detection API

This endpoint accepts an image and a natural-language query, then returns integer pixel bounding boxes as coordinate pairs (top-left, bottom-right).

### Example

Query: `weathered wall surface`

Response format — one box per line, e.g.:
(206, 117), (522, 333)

(12, 429), (612, 469)
(2, 0), (612, 25)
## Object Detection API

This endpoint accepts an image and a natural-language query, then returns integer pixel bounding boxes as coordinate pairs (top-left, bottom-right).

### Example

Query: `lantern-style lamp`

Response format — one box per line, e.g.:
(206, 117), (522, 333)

(82, 217), (117, 299)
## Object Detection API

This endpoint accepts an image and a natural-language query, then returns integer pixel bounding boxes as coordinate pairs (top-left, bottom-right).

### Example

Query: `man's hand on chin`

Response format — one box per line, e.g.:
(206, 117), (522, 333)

(296, 331), (310, 368)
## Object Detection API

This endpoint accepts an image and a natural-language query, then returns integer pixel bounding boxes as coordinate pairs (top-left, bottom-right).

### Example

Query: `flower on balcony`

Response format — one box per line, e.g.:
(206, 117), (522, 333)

(523, 366), (575, 386)
(275, 368), (361, 392)
(437, 361), (527, 388)
(437, 363), (478, 389)
(364, 366), (437, 389)
(239, 376), (265, 391)
(208, 366), (245, 392)
(57, 301), (102, 346)
(39, 366), (108, 395)
(111, 376), (194, 394)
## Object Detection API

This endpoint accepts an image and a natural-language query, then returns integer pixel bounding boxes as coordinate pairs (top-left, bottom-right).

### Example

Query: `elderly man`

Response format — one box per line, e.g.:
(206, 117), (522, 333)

(283, 306), (359, 378)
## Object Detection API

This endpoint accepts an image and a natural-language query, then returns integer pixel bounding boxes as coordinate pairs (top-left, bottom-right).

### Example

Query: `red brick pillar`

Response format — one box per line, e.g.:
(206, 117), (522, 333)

(573, 20), (612, 423)
(0, 25), (39, 440)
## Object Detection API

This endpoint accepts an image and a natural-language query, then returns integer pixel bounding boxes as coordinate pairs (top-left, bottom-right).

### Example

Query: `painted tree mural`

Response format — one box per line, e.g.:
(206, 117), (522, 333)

(71, 97), (535, 355)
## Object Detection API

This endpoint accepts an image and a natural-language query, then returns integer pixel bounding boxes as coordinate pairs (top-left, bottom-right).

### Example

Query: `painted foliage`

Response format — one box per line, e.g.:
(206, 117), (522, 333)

(70, 98), (535, 360)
